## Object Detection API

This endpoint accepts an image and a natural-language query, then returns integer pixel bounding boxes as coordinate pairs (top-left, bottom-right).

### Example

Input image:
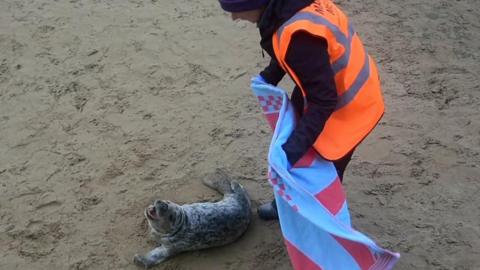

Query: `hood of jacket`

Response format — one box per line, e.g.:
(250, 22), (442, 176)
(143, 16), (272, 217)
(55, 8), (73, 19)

(258, 0), (314, 57)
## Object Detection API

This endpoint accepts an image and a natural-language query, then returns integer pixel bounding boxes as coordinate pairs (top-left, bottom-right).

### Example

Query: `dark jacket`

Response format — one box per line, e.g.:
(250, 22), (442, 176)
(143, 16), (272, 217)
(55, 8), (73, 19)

(258, 0), (338, 165)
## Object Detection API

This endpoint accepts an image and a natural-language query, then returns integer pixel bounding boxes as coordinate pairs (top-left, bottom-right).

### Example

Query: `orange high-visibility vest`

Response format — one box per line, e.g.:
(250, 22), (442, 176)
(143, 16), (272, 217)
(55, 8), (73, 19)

(272, 0), (385, 161)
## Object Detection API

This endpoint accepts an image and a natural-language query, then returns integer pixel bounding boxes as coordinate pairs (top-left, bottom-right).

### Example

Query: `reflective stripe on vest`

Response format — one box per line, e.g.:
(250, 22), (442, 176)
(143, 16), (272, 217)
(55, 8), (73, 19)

(276, 11), (369, 111)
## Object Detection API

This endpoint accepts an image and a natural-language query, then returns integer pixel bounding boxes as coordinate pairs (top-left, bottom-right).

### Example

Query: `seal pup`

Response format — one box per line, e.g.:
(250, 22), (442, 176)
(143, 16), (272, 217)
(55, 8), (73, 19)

(133, 171), (251, 268)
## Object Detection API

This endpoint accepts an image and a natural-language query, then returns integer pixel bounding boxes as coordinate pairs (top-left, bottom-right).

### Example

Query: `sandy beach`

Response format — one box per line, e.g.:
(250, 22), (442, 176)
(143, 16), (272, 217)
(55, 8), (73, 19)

(1, 0), (479, 269)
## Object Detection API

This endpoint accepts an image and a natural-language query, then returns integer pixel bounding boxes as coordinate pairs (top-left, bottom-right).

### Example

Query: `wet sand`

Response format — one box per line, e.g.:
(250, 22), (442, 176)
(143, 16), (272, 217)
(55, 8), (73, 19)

(1, 0), (479, 269)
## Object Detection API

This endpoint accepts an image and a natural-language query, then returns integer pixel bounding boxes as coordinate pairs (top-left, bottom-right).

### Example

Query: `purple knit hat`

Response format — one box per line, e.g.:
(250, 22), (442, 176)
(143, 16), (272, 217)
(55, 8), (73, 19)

(219, 0), (269, 12)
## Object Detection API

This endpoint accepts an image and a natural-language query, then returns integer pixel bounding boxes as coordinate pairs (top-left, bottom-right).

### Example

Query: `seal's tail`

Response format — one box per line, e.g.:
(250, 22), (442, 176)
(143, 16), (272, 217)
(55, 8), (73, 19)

(202, 169), (235, 194)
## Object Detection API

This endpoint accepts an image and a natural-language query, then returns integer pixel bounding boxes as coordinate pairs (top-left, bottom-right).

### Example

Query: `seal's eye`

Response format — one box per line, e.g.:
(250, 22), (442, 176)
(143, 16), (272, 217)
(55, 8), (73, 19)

(169, 214), (174, 223)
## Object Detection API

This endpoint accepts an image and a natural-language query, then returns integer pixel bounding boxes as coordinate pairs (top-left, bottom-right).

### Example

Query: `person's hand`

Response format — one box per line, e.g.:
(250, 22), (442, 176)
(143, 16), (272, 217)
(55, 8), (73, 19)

(282, 141), (305, 170)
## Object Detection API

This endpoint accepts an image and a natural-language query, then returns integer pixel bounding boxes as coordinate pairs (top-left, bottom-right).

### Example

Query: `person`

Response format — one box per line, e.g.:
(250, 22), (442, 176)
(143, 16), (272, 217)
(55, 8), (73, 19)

(218, 0), (385, 220)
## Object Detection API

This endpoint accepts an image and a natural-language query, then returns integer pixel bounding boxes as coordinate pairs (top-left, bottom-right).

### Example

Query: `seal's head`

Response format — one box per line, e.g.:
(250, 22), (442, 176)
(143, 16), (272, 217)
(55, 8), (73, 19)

(144, 200), (181, 234)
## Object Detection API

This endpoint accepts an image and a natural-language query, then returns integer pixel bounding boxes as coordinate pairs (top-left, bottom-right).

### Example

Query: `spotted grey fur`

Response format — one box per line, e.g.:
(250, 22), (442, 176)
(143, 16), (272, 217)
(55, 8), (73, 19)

(133, 171), (251, 268)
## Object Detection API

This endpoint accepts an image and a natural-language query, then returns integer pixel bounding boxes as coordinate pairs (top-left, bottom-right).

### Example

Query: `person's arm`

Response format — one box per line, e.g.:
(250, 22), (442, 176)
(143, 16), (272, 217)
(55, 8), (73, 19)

(260, 57), (286, 86)
(281, 31), (338, 165)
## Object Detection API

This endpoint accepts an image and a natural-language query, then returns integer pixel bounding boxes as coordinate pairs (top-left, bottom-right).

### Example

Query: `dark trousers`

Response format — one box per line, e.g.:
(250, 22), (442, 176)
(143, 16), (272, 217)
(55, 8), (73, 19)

(333, 148), (355, 182)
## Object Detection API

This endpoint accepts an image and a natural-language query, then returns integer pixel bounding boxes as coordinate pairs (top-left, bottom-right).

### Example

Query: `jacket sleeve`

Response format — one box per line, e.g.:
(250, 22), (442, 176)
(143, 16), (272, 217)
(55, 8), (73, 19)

(281, 31), (338, 165)
(260, 57), (286, 86)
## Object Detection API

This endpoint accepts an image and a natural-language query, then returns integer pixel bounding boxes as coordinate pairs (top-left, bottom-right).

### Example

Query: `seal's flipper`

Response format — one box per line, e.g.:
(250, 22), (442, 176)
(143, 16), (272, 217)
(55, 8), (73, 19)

(230, 181), (252, 208)
(230, 181), (245, 194)
(202, 169), (233, 194)
(133, 246), (170, 269)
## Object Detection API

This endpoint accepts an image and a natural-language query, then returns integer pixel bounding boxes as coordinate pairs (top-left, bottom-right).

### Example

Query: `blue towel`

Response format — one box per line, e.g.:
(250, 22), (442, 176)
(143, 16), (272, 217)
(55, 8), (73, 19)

(251, 77), (400, 270)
